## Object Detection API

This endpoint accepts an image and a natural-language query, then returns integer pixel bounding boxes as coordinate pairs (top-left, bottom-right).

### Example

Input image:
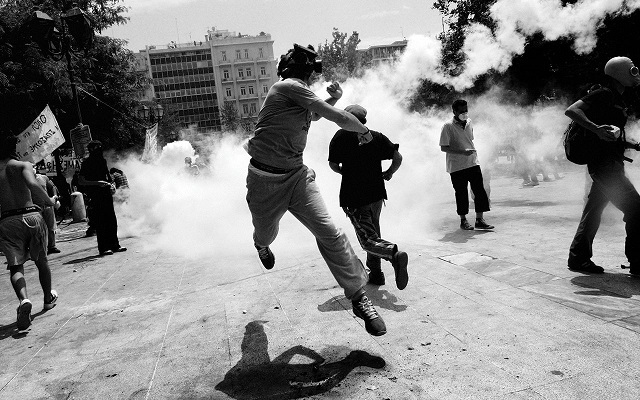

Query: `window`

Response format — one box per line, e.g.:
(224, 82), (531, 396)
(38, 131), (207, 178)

(240, 86), (247, 96)
(223, 70), (229, 79)
(250, 103), (257, 114)
(238, 69), (244, 78)
(236, 50), (241, 59)
(260, 66), (266, 76)
(248, 86), (254, 95)
(262, 84), (268, 94)
(225, 87), (232, 97)
(221, 51), (226, 61)
(259, 48), (264, 58)
(242, 104), (249, 114)
(246, 68), (252, 77)
(244, 49), (249, 58)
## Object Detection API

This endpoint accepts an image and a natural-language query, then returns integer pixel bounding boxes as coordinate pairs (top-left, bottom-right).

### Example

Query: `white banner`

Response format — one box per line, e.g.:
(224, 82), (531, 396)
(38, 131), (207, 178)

(16, 105), (66, 164)
(142, 123), (158, 162)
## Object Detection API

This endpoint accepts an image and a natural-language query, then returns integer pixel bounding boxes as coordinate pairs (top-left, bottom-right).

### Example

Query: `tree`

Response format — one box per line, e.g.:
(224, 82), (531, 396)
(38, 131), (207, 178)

(0, 0), (149, 150)
(317, 28), (371, 82)
(220, 101), (240, 132)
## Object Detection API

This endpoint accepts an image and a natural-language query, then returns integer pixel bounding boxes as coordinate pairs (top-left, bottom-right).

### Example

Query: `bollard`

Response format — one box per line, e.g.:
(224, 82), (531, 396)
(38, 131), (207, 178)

(70, 192), (86, 222)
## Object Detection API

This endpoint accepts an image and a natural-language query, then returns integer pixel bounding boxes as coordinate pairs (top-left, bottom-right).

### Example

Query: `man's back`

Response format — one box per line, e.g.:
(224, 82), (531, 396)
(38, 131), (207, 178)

(0, 159), (35, 212)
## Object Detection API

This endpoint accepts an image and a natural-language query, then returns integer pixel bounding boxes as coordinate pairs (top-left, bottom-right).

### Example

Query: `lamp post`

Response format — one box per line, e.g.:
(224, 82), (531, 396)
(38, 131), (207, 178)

(137, 103), (164, 125)
(26, 4), (94, 167)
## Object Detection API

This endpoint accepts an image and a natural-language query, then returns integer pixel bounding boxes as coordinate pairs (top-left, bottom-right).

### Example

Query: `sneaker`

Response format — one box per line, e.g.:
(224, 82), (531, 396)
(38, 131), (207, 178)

(523, 181), (539, 187)
(100, 249), (114, 256)
(113, 247), (127, 252)
(47, 247), (61, 255)
(391, 251), (409, 290)
(16, 299), (32, 330)
(460, 219), (474, 230)
(368, 268), (385, 285)
(568, 259), (604, 273)
(255, 246), (275, 270)
(352, 294), (386, 336)
(44, 290), (58, 310)
(475, 218), (494, 230)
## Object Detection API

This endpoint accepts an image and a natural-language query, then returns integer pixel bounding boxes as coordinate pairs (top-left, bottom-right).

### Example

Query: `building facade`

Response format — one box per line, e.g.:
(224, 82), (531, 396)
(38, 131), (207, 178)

(136, 28), (278, 132)
(358, 40), (408, 66)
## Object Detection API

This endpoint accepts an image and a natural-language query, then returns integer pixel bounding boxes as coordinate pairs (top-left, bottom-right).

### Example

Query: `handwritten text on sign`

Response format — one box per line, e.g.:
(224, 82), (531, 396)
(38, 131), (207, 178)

(16, 105), (66, 164)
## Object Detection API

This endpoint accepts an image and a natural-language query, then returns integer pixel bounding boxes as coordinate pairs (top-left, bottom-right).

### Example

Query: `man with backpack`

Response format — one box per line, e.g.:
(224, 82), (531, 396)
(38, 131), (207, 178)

(566, 56), (640, 275)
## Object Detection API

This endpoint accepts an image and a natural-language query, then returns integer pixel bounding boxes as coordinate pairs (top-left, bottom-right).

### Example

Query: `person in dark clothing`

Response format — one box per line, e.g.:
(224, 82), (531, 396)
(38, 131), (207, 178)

(79, 141), (126, 256)
(328, 104), (408, 290)
(567, 56), (640, 275)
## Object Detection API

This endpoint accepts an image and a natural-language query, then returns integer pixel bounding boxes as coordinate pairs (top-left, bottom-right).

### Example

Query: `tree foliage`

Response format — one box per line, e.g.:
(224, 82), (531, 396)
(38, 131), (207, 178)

(317, 28), (371, 82)
(0, 0), (150, 150)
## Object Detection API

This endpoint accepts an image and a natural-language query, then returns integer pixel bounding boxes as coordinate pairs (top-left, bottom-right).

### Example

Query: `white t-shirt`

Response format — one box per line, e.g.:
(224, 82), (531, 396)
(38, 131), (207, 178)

(439, 118), (479, 173)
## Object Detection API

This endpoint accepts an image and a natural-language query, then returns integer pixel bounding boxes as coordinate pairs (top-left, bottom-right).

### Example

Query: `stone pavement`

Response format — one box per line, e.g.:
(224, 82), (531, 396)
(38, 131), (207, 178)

(1, 166), (640, 400)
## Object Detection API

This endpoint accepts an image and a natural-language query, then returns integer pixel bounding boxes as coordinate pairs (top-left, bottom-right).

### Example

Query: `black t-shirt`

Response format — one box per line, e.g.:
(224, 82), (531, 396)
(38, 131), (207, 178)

(328, 129), (398, 208)
(581, 87), (627, 167)
(79, 155), (111, 197)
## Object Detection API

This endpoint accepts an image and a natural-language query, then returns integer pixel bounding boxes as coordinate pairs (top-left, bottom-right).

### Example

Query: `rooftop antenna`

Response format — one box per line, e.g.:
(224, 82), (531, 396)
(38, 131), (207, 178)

(175, 18), (180, 44)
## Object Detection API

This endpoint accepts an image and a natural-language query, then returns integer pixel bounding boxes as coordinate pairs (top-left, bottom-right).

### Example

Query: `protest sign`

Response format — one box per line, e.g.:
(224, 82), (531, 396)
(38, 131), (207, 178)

(16, 105), (65, 164)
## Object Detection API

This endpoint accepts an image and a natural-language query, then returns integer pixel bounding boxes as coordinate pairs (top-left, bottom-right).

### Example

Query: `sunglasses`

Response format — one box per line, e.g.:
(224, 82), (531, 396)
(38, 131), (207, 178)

(631, 66), (639, 76)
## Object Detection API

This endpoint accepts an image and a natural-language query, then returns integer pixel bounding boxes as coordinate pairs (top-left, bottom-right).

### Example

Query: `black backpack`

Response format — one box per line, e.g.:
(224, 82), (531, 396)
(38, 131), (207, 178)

(563, 121), (601, 165)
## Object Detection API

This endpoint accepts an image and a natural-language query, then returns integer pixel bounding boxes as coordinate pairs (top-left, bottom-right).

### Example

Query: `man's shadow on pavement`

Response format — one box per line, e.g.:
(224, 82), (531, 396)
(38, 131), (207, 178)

(317, 285), (407, 313)
(215, 321), (385, 399)
(571, 272), (640, 299)
(0, 309), (49, 340)
(439, 229), (492, 244)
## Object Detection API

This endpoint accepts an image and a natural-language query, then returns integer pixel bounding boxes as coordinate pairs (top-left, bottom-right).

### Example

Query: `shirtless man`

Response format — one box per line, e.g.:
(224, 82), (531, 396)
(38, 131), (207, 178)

(0, 135), (59, 330)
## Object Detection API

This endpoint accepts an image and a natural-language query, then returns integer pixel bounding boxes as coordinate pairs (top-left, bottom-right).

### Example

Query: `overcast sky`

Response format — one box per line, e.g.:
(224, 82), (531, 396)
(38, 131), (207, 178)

(107, 0), (444, 57)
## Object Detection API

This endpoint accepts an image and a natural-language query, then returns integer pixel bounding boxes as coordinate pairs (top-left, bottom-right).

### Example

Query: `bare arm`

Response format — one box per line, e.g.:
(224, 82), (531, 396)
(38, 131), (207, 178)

(311, 82), (342, 121)
(22, 164), (56, 207)
(565, 100), (616, 141)
(307, 100), (368, 133)
(78, 175), (111, 188)
(382, 150), (403, 181)
(329, 161), (342, 174)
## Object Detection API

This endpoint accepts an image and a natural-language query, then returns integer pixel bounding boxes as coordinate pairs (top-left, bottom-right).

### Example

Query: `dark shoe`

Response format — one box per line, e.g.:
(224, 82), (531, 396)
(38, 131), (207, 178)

(391, 251), (409, 290)
(16, 299), (32, 330)
(523, 181), (539, 187)
(352, 294), (386, 336)
(100, 250), (114, 256)
(460, 219), (474, 230)
(568, 259), (604, 273)
(475, 218), (494, 230)
(629, 265), (640, 276)
(47, 247), (61, 255)
(256, 245), (275, 270)
(368, 268), (385, 285)
(113, 247), (127, 252)
(44, 290), (58, 310)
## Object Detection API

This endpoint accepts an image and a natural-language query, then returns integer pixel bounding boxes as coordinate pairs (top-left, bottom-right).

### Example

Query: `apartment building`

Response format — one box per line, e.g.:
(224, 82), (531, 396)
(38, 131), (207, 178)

(358, 40), (408, 65)
(136, 27), (278, 132)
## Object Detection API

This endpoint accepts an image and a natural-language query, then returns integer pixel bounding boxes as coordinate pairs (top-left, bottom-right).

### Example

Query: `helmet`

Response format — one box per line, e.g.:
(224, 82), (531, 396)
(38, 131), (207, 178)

(604, 56), (640, 87)
(277, 43), (322, 79)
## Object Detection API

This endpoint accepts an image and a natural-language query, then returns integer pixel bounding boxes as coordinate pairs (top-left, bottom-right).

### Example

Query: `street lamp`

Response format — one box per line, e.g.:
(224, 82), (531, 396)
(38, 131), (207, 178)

(137, 104), (164, 125)
(25, 4), (94, 162)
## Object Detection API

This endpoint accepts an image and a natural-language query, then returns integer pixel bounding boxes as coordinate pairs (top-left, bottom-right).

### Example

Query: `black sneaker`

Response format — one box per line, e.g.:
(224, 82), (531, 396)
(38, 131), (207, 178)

(255, 245), (275, 270)
(475, 218), (494, 230)
(47, 247), (61, 255)
(16, 299), (32, 330)
(391, 251), (409, 290)
(368, 268), (385, 285)
(568, 259), (604, 273)
(460, 219), (474, 230)
(352, 294), (386, 336)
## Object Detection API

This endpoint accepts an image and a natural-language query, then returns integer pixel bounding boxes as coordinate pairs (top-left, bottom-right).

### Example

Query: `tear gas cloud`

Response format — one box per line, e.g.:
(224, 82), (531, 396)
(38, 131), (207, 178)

(110, 0), (640, 263)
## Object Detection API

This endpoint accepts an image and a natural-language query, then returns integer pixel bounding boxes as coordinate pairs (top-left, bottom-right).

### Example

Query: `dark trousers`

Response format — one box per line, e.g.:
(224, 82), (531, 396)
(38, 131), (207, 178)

(344, 200), (397, 270)
(569, 164), (640, 266)
(450, 165), (490, 216)
(91, 191), (120, 253)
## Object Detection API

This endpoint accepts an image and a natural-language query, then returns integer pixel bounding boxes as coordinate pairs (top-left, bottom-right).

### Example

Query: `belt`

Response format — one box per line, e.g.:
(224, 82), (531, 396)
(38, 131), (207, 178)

(0, 205), (41, 221)
(250, 158), (294, 174)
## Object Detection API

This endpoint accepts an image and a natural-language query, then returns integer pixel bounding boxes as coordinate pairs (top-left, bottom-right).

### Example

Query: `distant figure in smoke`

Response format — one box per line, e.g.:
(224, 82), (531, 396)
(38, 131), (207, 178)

(245, 43), (387, 336)
(439, 99), (494, 231)
(328, 104), (409, 290)
(79, 141), (127, 256)
(109, 167), (130, 203)
(33, 162), (61, 255)
(566, 56), (640, 275)
(184, 157), (200, 176)
(0, 135), (58, 331)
